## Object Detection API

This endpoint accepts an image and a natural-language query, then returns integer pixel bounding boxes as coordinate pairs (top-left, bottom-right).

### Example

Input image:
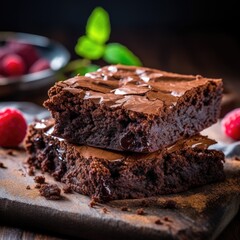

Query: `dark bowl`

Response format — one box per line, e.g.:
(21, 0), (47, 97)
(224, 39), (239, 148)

(0, 32), (70, 97)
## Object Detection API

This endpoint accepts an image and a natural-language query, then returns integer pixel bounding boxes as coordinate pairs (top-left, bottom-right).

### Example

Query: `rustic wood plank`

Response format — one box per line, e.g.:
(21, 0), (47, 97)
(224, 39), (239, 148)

(0, 225), (68, 240)
(0, 226), (22, 240)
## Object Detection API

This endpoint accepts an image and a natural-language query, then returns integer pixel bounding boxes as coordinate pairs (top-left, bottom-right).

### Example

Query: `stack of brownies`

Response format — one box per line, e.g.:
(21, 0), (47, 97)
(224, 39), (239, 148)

(26, 65), (225, 202)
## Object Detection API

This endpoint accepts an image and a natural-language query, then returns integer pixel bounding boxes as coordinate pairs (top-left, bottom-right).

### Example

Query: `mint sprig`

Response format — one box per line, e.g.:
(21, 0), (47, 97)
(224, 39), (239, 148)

(86, 7), (110, 44)
(104, 43), (142, 66)
(65, 7), (142, 77)
(75, 36), (105, 60)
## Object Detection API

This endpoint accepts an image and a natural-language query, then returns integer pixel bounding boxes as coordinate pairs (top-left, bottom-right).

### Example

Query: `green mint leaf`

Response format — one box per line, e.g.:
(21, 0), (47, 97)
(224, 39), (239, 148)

(103, 43), (142, 66)
(86, 7), (110, 44)
(75, 36), (105, 60)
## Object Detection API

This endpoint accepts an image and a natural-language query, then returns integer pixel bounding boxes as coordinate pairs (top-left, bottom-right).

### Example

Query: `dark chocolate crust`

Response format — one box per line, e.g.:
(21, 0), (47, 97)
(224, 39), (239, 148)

(25, 119), (225, 202)
(44, 65), (223, 153)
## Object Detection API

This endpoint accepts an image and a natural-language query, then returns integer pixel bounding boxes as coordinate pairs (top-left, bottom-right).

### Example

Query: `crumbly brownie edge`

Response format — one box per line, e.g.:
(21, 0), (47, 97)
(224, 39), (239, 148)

(25, 123), (225, 202)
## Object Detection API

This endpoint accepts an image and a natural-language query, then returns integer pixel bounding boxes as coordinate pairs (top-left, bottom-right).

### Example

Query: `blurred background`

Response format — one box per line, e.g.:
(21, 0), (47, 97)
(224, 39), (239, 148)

(0, 0), (239, 110)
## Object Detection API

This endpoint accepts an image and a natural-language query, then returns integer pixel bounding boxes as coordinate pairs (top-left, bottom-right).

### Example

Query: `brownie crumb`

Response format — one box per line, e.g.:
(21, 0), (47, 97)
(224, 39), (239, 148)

(0, 162), (7, 169)
(26, 185), (31, 190)
(121, 206), (129, 212)
(6, 150), (14, 156)
(63, 185), (72, 194)
(102, 207), (108, 214)
(35, 184), (41, 189)
(89, 199), (97, 208)
(155, 219), (163, 225)
(34, 175), (45, 184)
(28, 166), (35, 176)
(89, 196), (100, 208)
(39, 184), (61, 200)
(136, 208), (145, 215)
(163, 217), (173, 222)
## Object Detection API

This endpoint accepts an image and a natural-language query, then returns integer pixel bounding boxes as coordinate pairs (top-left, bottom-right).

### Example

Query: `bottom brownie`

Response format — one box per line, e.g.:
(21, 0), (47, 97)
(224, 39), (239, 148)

(25, 119), (225, 202)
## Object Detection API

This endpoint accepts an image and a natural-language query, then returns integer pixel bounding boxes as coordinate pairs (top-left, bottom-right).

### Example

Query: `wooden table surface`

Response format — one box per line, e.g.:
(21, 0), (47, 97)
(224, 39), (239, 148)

(1, 211), (239, 240)
(1, 31), (240, 239)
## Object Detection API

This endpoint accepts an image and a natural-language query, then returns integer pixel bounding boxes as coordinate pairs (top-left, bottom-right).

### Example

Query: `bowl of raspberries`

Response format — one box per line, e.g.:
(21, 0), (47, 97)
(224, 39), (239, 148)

(0, 32), (70, 97)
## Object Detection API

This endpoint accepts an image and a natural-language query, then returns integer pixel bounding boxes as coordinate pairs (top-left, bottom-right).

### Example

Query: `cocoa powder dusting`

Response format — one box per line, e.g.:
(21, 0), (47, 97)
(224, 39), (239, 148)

(156, 175), (240, 213)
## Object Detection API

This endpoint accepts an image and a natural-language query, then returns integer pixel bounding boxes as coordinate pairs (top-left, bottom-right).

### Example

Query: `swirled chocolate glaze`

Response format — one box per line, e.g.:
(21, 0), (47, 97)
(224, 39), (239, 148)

(52, 65), (221, 115)
(34, 119), (216, 162)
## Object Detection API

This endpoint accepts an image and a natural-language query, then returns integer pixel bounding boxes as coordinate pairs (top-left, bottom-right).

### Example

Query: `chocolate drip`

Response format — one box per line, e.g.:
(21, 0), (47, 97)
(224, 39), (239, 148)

(34, 119), (217, 162)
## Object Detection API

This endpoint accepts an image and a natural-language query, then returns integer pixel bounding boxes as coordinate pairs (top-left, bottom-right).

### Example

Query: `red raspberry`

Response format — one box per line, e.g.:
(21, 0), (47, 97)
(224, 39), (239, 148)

(2, 54), (26, 76)
(29, 58), (50, 73)
(0, 48), (11, 76)
(221, 108), (240, 140)
(0, 108), (27, 147)
(7, 41), (40, 69)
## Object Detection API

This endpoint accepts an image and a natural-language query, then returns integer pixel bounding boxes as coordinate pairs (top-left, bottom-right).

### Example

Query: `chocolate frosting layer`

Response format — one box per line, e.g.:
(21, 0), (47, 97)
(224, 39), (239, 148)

(34, 119), (217, 162)
(53, 65), (222, 115)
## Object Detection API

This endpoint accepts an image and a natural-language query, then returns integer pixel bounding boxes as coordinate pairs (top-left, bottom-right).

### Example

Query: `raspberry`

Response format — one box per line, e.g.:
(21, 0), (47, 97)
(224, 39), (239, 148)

(221, 108), (240, 140)
(7, 41), (40, 69)
(2, 54), (26, 76)
(0, 48), (11, 76)
(29, 58), (50, 73)
(0, 108), (27, 147)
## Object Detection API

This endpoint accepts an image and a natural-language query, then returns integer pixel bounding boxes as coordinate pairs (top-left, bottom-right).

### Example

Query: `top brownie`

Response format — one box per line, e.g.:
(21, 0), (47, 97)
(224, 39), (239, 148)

(44, 65), (222, 153)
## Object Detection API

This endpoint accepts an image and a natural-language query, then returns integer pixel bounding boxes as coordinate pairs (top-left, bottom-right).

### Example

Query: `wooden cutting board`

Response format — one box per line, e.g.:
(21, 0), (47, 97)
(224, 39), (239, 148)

(0, 148), (240, 240)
